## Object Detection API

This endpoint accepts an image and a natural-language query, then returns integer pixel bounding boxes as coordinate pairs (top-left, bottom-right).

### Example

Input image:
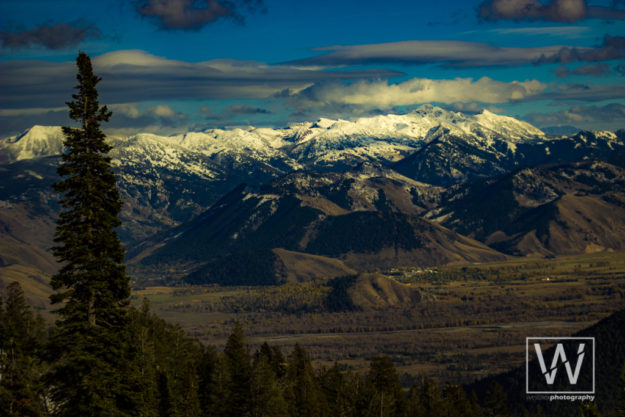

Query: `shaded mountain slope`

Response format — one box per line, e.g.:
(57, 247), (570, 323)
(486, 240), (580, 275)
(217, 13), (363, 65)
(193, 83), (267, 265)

(133, 166), (506, 285)
(0, 157), (59, 275)
(431, 160), (625, 256)
(492, 193), (625, 256)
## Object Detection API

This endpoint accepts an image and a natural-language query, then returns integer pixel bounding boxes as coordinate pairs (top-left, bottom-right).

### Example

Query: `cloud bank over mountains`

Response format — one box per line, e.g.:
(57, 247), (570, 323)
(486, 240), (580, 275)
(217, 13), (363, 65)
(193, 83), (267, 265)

(2, 44), (624, 134)
(286, 77), (546, 112)
(1, 0), (624, 134)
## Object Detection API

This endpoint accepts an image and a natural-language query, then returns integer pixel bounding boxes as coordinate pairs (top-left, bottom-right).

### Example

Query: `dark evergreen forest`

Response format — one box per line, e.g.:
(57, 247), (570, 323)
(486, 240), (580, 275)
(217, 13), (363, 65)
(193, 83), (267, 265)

(2, 287), (624, 417)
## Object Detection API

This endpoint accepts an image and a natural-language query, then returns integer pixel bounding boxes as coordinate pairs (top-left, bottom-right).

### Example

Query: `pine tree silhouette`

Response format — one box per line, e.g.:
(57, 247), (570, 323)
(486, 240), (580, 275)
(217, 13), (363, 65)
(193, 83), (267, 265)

(46, 52), (137, 417)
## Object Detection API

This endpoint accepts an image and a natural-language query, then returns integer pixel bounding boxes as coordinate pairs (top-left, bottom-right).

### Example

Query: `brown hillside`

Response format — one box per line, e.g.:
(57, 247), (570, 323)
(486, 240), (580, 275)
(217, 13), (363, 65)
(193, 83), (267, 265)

(491, 193), (625, 256)
(273, 248), (357, 283)
(347, 273), (425, 309)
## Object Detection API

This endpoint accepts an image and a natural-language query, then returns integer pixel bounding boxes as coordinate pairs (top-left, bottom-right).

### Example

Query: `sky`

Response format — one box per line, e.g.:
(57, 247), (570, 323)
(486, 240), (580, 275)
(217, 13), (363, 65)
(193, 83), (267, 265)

(1, 0), (625, 136)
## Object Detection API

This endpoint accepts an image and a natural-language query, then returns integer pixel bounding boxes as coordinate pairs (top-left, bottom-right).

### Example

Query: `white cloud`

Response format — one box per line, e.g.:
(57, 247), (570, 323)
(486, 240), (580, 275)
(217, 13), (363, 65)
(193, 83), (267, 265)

(94, 50), (183, 69)
(109, 103), (142, 118)
(148, 104), (179, 118)
(287, 77), (547, 111)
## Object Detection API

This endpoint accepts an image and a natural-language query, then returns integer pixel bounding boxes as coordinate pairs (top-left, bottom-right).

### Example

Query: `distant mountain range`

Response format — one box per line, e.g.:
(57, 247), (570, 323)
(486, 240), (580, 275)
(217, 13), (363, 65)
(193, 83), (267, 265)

(1, 105), (624, 287)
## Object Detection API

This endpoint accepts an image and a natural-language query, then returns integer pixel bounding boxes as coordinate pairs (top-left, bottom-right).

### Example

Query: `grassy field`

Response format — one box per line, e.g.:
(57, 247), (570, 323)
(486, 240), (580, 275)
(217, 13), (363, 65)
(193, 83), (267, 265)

(132, 250), (625, 384)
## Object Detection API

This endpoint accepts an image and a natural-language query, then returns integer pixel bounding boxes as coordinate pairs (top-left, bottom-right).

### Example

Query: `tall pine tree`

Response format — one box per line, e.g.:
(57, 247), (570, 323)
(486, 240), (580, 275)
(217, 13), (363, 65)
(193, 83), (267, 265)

(47, 52), (137, 417)
(0, 282), (47, 417)
(366, 356), (405, 417)
(222, 321), (252, 417)
(284, 344), (322, 417)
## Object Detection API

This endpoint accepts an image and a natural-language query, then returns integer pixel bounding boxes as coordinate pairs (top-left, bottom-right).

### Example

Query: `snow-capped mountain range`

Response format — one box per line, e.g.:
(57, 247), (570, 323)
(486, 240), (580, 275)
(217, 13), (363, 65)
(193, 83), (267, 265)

(1, 105), (547, 168)
(2, 105), (625, 286)
(1, 105), (623, 255)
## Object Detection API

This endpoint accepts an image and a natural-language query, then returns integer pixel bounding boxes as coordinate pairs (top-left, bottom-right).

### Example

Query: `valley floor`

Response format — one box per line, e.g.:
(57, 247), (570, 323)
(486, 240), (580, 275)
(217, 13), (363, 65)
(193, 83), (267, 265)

(132, 250), (625, 384)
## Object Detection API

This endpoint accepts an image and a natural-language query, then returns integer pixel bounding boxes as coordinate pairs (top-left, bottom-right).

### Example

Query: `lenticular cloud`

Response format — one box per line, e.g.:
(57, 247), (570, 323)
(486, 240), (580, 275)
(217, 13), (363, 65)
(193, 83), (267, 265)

(288, 77), (547, 111)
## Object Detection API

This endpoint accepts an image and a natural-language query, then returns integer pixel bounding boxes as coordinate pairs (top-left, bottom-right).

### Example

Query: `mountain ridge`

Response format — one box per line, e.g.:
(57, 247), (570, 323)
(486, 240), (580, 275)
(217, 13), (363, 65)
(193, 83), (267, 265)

(2, 107), (624, 287)
(130, 165), (508, 285)
(0, 105), (548, 165)
(430, 159), (625, 256)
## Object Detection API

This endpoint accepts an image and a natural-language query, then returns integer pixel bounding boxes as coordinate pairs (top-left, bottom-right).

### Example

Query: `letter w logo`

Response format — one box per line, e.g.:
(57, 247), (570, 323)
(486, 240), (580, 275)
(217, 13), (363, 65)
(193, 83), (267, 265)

(534, 342), (585, 385)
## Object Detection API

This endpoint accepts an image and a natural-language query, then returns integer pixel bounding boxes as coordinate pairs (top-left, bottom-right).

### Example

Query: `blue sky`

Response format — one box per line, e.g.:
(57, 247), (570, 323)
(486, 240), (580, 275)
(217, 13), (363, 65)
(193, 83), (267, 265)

(1, 0), (625, 135)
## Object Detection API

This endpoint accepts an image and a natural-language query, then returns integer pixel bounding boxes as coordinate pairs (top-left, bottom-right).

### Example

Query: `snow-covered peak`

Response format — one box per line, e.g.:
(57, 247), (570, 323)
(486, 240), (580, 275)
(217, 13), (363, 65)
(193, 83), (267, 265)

(311, 118), (336, 129)
(282, 105), (545, 148)
(412, 104), (463, 120)
(0, 125), (65, 162)
(175, 128), (288, 158)
(110, 132), (181, 153)
(474, 109), (544, 141)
